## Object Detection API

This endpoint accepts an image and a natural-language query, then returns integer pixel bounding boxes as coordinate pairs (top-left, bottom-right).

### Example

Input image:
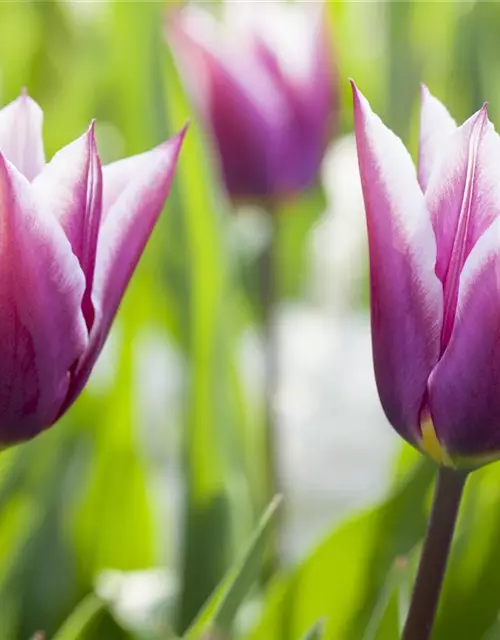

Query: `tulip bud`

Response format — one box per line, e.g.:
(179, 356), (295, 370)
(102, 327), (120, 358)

(167, 1), (337, 204)
(0, 92), (186, 444)
(352, 80), (500, 468)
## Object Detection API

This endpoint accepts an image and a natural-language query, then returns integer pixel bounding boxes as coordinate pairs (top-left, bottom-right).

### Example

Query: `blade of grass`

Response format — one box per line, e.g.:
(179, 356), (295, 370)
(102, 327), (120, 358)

(52, 595), (105, 640)
(185, 496), (282, 640)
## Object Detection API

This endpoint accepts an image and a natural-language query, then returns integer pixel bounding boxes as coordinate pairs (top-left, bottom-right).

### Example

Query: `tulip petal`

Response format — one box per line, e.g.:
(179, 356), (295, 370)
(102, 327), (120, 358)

(418, 85), (456, 192)
(0, 156), (87, 443)
(352, 82), (442, 443)
(249, 2), (336, 193)
(0, 93), (45, 181)
(425, 106), (500, 350)
(63, 128), (186, 408)
(428, 217), (500, 457)
(168, 6), (286, 198)
(32, 124), (103, 328)
(203, 54), (284, 197)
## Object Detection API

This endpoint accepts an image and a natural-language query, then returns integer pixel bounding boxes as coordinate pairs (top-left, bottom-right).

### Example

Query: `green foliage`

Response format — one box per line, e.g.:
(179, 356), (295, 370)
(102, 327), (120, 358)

(249, 459), (433, 640)
(300, 621), (326, 640)
(52, 596), (106, 640)
(0, 2), (499, 640)
(184, 496), (281, 640)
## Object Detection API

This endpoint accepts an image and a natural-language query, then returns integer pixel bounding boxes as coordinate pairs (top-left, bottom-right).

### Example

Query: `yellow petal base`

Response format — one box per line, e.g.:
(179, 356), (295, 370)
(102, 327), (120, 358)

(420, 418), (453, 467)
(418, 418), (500, 470)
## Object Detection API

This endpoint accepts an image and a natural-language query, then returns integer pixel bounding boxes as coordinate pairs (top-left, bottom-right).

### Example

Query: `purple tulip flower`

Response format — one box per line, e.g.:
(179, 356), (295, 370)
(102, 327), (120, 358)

(0, 92), (185, 445)
(352, 80), (500, 468)
(168, 1), (337, 202)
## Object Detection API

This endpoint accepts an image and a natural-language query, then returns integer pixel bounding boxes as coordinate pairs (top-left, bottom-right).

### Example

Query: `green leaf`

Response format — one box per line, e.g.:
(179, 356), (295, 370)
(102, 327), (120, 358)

(161, 30), (256, 634)
(276, 188), (325, 301)
(432, 461), (500, 639)
(72, 319), (155, 576)
(385, 1), (421, 139)
(52, 595), (105, 640)
(482, 615), (500, 640)
(0, 432), (91, 638)
(362, 556), (412, 640)
(184, 496), (282, 639)
(300, 620), (325, 640)
(249, 459), (434, 640)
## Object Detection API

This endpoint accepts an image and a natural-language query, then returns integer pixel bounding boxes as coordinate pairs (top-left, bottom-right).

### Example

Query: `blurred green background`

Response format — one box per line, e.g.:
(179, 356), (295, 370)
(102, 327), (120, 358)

(1, 1), (500, 639)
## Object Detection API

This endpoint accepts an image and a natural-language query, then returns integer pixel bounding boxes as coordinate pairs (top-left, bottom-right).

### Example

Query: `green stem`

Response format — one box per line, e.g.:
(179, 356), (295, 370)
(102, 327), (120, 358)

(402, 466), (468, 640)
(259, 205), (280, 577)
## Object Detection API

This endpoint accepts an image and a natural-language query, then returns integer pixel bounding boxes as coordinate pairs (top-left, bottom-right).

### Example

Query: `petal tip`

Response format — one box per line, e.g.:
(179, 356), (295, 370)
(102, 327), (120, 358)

(179, 120), (190, 138)
(169, 122), (189, 154)
(86, 119), (98, 144)
(80, 119), (99, 156)
(13, 90), (43, 117)
(479, 102), (493, 133)
(350, 81), (371, 124)
(474, 102), (490, 129)
(419, 84), (445, 113)
(151, 125), (188, 171)
(350, 79), (363, 111)
(0, 151), (8, 174)
(420, 83), (430, 100)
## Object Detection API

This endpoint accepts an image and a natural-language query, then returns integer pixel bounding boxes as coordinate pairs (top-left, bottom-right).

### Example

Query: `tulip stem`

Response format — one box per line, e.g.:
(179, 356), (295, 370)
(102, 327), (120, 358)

(259, 205), (281, 578)
(402, 466), (468, 640)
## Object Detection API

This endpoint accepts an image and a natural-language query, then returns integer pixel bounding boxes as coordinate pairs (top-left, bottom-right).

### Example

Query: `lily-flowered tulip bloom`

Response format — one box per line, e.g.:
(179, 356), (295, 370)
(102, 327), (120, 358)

(352, 80), (500, 468)
(0, 93), (185, 445)
(167, 1), (337, 202)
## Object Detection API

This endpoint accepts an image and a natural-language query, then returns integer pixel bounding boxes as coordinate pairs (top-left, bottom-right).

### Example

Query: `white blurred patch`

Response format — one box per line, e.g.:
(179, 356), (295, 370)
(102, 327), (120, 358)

(134, 330), (186, 566)
(63, 0), (109, 23)
(229, 204), (272, 261)
(96, 568), (177, 635)
(277, 305), (396, 561)
(134, 329), (185, 443)
(309, 134), (367, 314)
(239, 301), (397, 563)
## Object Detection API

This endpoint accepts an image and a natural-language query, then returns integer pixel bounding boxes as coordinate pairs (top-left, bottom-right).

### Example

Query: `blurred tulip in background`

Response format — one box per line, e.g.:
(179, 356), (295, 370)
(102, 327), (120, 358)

(167, 1), (337, 202)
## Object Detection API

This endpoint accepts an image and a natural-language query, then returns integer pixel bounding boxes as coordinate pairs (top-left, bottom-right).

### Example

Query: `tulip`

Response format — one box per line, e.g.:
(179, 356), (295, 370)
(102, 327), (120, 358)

(167, 1), (337, 202)
(0, 92), (185, 445)
(352, 81), (500, 468)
